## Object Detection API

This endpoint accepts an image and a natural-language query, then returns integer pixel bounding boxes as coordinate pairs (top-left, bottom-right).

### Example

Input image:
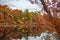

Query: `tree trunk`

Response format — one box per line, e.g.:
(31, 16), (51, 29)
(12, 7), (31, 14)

(40, 0), (52, 20)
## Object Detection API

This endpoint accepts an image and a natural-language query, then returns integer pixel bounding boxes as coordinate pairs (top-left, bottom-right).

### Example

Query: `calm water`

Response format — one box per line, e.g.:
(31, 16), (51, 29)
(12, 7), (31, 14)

(10, 30), (57, 40)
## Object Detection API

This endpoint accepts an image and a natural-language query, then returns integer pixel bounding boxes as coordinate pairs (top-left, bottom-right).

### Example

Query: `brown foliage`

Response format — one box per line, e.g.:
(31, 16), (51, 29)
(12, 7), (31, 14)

(0, 5), (60, 39)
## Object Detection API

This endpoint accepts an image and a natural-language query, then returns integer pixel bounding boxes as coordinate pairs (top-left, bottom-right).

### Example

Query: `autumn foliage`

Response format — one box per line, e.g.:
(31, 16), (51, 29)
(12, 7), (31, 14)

(0, 5), (60, 40)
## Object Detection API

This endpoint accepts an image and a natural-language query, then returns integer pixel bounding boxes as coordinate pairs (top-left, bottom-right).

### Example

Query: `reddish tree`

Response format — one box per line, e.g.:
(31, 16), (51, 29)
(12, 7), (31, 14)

(29, 0), (60, 38)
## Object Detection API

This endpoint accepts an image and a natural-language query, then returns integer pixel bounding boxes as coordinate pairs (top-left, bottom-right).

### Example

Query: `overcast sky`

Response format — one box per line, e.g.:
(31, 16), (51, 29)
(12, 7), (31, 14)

(0, 0), (42, 12)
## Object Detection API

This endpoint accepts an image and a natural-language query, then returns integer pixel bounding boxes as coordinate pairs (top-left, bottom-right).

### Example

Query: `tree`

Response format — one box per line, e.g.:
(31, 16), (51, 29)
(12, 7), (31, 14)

(29, 0), (60, 38)
(29, 0), (60, 19)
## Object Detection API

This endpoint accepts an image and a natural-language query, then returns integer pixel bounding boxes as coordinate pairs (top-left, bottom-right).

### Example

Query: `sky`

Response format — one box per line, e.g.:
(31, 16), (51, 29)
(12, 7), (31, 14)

(0, 0), (42, 12)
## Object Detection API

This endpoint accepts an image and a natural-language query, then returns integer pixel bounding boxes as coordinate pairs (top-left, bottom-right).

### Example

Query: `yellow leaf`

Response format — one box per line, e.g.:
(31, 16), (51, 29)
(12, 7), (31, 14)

(22, 17), (25, 20)
(22, 29), (25, 32)
(18, 20), (23, 24)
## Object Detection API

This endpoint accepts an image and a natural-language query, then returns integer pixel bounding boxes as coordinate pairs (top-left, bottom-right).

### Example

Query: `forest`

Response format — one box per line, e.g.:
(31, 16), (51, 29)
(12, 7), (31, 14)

(0, 4), (60, 40)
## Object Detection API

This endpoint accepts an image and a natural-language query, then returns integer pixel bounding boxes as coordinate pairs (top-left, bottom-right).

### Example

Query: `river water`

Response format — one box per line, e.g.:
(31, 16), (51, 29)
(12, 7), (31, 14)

(10, 30), (57, 40)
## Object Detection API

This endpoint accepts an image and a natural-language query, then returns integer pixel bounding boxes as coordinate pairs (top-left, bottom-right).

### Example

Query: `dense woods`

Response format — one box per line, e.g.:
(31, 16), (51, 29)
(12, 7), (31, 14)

(0, 4), (60, 40)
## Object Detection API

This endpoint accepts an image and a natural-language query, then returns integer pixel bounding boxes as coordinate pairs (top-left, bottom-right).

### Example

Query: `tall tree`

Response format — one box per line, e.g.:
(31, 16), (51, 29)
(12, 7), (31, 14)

(29, 0), (60, 19)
